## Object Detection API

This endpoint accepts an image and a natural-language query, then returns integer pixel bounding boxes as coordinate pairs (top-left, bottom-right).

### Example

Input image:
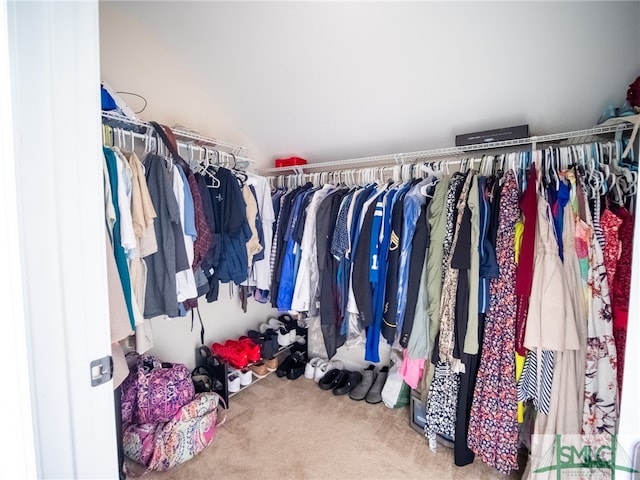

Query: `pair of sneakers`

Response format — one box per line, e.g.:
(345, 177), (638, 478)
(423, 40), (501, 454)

(212, 338), (261, 369)
(276, 351), (307, 380)
(304, 358), (345, 382)
(248, 357), (279, 377)
(259, 317), (297, 347)
(247, 328), (279, 360)
(228, 368), (253, 393)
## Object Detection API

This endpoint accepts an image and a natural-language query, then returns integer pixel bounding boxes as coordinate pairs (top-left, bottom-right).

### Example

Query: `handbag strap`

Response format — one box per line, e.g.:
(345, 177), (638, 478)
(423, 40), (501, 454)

(215, 395), (227, 427)
(191, 366), (212, 377)
(148, 121), (190, 172)
(191, 307), (205, 345)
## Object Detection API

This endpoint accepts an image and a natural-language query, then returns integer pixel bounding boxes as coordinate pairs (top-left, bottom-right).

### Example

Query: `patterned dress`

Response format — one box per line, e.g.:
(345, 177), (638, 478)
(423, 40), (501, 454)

(467, 171), (520, 474)
(600, 208), (622, 292)
(611, 206), (634, 398)
(579, 175), (618, 436)
(424, 173), (473, 447)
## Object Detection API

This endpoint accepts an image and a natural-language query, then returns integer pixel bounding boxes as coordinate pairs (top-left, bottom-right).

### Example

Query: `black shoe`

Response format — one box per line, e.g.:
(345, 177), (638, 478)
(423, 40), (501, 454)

(333, 371), (363, 396)
(261, 330), (279, 359)
(289, 341), (306, 356)
(247, 330), (264, 343)
(286, 354), (306, 380)
(319, 369), (346, 390)
(276, 354), (294, 378)
(278, 313), (297, 332)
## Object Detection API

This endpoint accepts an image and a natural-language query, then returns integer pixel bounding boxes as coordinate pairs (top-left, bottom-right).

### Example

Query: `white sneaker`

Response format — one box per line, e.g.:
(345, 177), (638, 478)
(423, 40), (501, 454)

(314, 360), (344, 383)
(277, 327), (292, 347)
(239, 369), (253, 386)
(304, 358), (324, 379)
(288, 328), (297, 344)
(268, 318), (285, 330)
(259, 323), (274, 334)
(228, 371), (241, 393)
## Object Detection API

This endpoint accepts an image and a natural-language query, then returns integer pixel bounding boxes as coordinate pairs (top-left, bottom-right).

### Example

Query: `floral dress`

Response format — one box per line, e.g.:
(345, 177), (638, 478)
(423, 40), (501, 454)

(578, 175), (618, 435)
(467, 170), (520, 474)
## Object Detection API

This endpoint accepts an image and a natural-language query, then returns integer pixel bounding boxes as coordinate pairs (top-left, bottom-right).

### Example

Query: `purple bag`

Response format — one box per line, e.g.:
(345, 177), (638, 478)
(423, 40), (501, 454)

(123, 392), (226, 475)
(121, 354), (194, 425)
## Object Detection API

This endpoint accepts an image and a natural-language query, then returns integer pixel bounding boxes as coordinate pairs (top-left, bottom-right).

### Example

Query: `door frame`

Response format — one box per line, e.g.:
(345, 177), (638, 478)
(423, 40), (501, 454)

(5, 0), (118, 477)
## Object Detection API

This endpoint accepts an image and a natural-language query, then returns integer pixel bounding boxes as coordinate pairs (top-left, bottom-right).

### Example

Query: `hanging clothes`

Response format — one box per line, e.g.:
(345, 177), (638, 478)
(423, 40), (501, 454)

(394, 178), (434, 340)
(363, 187), (402, 362)
(205, 167), (252, 301)
(317, 188), (350, 358)
(104, 147), (137, 328)
(291, 184), (335, 313)
(380, 183), (411, 343)
(424, 172), (474, 451)
(467, 170), (520, 474)
(515, 165), (538, 356)
(142, 153), (183, 318)
(244, 173), (275, 292)
(610, 205), (634, 397)
(579, 172), (619, 436)
(172, 165), (198, 303)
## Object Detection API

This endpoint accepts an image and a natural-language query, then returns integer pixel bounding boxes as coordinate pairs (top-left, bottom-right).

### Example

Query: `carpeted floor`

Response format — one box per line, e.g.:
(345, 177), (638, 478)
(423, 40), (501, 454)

(143, 373), (523, 480)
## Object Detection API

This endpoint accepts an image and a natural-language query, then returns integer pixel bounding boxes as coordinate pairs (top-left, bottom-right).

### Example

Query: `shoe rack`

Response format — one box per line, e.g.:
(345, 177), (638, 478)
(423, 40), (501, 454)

(228, 345), (292, 399)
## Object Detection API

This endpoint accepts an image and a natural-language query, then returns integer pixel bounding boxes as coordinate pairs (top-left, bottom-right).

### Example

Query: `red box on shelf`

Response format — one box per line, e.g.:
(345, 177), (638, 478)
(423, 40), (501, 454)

(274, 156), (307, 168)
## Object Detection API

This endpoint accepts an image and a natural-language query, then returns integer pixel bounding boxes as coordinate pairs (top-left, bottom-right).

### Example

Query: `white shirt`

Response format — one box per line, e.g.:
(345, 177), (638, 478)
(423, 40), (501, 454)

(172, 166), (198, 303)
(113, 148), (137, 259)
(243, 174), (275, 290)
(291, 184), (335, 313)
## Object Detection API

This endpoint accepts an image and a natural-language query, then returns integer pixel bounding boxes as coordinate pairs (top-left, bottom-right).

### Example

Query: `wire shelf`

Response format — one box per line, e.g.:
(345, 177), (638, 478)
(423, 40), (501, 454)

(257, 123), (634, 174)
(101, 110), (249, 154)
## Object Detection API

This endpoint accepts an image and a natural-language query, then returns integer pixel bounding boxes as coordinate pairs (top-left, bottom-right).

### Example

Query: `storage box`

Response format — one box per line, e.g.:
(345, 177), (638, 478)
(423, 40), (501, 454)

(274, 156), (307, 168)
(455, 124), (529, 147)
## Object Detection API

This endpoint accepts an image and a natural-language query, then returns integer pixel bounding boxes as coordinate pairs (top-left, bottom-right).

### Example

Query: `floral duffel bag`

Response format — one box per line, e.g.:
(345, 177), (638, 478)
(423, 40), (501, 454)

(121, 354), (195, 425)
(123, 391), (226, 475)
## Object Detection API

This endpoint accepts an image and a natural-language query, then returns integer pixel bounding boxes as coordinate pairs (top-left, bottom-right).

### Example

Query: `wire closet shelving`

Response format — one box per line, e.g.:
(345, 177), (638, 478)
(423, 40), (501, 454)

(256, 123), (635, 175)
(101, 110), (250, 154)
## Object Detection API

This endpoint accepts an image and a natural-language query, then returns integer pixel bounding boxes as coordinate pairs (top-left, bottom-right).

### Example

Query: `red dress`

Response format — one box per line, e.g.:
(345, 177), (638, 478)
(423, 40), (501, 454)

(610, 206), (634, 397)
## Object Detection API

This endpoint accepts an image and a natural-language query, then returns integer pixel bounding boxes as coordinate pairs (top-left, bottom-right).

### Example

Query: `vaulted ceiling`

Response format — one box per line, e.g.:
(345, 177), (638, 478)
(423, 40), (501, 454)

(101, 1), (640, 167)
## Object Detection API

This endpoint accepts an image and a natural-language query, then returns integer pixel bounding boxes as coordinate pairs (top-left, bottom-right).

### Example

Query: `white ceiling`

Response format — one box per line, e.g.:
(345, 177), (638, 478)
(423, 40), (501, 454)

(105, 1), (640, 165)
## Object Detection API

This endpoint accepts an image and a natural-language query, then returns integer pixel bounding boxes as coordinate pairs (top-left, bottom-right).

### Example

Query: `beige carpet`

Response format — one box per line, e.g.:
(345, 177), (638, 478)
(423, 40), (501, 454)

(143, 373), (523, 480)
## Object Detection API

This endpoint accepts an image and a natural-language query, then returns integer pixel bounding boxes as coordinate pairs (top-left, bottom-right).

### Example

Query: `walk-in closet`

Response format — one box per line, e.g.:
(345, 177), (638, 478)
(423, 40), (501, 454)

(3, 1), (640, 479)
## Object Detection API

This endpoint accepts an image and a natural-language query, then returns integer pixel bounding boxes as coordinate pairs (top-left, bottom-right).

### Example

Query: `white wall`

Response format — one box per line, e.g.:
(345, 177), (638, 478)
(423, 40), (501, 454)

(98, 2), (269, 167)
(106, 1), (639, 164)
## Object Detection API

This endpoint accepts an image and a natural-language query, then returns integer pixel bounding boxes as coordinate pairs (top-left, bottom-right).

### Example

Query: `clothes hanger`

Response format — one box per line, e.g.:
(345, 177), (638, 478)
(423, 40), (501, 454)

(203, 148), (222, 188)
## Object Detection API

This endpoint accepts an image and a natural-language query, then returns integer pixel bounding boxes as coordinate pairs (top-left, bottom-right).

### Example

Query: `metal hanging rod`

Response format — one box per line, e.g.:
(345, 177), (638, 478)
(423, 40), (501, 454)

(103, 119), (254, 169)
(101, 110), (249, 154)
(257, 123), (634, 175)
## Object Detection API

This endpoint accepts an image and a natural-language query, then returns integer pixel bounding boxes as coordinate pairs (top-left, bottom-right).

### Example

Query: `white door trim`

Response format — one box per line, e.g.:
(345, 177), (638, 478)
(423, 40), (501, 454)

(0, 0), (36, 477)
(7, 1), (118, 477)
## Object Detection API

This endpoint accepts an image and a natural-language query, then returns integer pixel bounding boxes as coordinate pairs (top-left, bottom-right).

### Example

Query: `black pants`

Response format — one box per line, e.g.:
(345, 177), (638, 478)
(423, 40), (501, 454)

(454, 312), (485, 467)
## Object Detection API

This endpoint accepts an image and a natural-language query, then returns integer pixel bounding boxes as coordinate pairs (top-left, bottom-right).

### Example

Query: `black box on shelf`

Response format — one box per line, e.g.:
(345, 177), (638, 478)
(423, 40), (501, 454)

(455, 124), (529, 147)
